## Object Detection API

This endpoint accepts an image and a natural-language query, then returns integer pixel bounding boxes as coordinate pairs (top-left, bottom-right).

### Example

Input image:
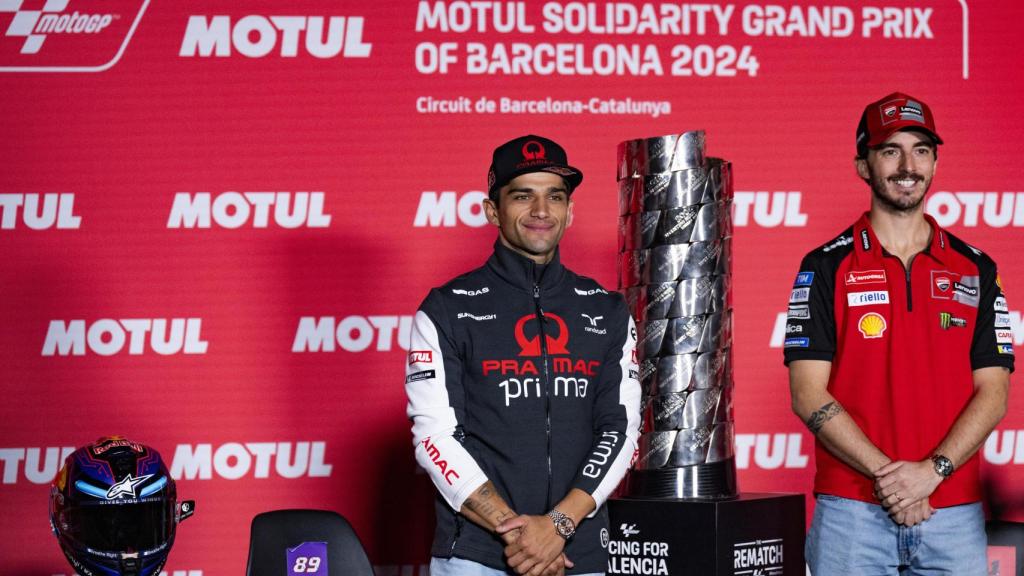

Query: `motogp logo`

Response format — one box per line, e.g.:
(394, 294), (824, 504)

(514, 313), (569, 356)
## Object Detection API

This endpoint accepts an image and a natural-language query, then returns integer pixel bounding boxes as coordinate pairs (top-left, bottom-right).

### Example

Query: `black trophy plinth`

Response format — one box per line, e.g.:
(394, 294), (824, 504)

(607, 493), (805, 576)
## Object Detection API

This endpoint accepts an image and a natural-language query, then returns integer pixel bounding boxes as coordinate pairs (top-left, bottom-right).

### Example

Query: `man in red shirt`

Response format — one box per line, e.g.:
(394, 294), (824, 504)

(784, 92), (1013, 574)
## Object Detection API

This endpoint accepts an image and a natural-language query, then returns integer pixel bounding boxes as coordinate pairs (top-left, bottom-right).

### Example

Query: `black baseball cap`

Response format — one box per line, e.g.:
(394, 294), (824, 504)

(487, 135), (583, 196)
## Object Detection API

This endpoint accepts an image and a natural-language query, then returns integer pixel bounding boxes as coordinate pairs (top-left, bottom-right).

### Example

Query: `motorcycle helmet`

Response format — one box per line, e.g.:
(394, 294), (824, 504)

(50, 436), (195, 576)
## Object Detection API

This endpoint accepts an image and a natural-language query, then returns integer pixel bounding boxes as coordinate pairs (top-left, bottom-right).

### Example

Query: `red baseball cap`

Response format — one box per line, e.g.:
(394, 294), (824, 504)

(856, 92), (943, 156)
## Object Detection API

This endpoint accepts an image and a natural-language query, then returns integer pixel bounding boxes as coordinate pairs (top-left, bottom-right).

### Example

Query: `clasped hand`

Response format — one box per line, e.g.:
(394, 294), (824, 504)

(873, 460), (941, 526)
(496, 515), (573, 576)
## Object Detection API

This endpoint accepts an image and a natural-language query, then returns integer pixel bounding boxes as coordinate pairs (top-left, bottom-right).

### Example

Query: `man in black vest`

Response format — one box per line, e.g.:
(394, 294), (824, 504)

(406, 135), (641, 575)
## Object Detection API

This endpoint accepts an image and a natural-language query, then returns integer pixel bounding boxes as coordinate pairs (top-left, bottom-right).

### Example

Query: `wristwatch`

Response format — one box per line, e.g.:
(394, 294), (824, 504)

(931, 454), (954, 479)
(546, 509), (576, 540)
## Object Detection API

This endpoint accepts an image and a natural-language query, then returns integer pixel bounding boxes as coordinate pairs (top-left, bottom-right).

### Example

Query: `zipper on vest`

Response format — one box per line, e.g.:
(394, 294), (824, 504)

(533, 281), (554, 510)
(449, 512), (462, 556)
(903, 254), (917, 312)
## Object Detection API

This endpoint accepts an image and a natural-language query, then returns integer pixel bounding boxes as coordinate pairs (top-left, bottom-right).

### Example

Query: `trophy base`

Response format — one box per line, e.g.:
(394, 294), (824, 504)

(607, 492), (806, 576)
(625, 459), (738, 500)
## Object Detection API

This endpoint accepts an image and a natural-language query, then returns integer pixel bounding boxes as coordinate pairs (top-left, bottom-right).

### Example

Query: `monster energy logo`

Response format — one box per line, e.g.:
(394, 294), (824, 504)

(939, 312), (967, 330)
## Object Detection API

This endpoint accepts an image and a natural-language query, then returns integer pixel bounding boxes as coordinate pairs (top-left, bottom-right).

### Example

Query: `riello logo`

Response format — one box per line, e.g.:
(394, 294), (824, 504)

(179, 15), (371, 58)
(0, 0), (150, 73)
(168, 192), (331, 229)
(42, 318), (208, 356)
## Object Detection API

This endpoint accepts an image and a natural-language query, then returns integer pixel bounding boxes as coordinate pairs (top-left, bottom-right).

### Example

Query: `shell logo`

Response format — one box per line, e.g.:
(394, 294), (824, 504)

(858, 312), (887, 339)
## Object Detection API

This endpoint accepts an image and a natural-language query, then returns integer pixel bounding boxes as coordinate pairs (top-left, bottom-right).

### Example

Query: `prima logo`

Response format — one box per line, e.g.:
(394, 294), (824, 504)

(180, 15), (371, 59)
(0, 0), (149, 72)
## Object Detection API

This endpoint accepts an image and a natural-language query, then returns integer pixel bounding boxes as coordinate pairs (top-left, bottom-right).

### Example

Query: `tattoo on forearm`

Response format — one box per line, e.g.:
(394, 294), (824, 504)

(805, 401), (844, 434)
(465, 481), (509, 524)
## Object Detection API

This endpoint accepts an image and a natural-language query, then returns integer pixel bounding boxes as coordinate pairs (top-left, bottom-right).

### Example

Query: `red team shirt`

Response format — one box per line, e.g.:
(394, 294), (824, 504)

(784, 212), (1014, 507)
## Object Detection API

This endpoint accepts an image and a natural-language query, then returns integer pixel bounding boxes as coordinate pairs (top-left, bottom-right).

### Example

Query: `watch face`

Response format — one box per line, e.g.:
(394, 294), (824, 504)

(555, 517), (574, 537)
(933, 455), (953, 477)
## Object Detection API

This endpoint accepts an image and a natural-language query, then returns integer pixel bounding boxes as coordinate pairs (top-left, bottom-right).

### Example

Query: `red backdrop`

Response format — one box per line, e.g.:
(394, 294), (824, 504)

(2, 1), (1022, 574)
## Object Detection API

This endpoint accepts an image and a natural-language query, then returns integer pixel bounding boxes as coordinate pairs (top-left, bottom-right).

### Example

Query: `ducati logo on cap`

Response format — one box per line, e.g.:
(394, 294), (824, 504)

(522, 140), (546, 160)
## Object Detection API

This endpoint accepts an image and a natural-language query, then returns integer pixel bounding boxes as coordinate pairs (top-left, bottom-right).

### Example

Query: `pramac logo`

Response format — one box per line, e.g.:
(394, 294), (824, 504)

(521, 140), (546, 160)
(515, 313), (569, 356)
(0, 0), (150, 73)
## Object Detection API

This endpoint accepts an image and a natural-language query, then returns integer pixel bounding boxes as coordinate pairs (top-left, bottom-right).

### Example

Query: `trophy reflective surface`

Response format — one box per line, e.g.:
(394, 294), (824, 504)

(618, 131), (738, 499)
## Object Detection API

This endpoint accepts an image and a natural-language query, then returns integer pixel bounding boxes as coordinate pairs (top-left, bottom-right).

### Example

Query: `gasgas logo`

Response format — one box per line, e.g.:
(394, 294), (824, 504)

(0, 0), (149, 72)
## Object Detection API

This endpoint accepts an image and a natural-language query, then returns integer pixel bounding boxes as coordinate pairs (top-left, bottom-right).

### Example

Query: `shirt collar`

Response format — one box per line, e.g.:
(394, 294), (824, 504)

(486, 238), (566, 292)
(854, 211), (948, 265)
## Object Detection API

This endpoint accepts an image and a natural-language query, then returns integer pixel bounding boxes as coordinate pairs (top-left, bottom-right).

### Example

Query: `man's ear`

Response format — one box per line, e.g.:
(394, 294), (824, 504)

(483, 197), (500, 226)
(566, 199), (574, 228)
(854, 156), (870, 181)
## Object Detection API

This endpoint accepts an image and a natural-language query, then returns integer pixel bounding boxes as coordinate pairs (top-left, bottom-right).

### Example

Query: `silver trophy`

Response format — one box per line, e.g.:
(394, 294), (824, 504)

(619, 131), (738, 499)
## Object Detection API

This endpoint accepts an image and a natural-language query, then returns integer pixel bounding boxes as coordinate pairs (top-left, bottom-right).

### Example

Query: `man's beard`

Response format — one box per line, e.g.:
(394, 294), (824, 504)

(868, 168), (930, 214)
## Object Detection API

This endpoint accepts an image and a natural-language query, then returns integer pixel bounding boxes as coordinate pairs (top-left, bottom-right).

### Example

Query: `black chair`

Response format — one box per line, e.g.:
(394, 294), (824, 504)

(988, 520), (1024, 576)
(245, 509), (374, 576)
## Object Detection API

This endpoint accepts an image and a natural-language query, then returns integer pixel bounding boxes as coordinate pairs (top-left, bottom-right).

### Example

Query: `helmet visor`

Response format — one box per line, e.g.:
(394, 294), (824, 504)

(63, 499), (173, 552)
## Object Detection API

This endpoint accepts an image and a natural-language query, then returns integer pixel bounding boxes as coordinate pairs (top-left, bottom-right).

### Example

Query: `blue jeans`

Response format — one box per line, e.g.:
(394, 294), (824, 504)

(806, 494), (986, 575)
(430, 556), (603, 576)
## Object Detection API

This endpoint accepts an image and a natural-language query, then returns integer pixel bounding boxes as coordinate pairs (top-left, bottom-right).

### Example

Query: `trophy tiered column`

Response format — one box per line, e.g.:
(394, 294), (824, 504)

(617, 131), (737, 499)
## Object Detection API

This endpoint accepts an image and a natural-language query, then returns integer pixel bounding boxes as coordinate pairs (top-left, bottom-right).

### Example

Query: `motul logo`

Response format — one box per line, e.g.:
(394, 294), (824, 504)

(409, 350), (432, 364)
(55, 565), (202, 569)
(735, 434), (810, 469)
(42, 318), (208, 356)
(732, 192), (807, 227)
(0, 193), (80, 229)
(927, 192), (1024, 227)
(984, 430), (1024, 465)
(170, 442), (332, 480)
(413, 191), (488, 227)
(179, 15), (371, 58)
(167, 192), (331, 228)
(292, 315), (412, 352)
(1, 442), (331, 484)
